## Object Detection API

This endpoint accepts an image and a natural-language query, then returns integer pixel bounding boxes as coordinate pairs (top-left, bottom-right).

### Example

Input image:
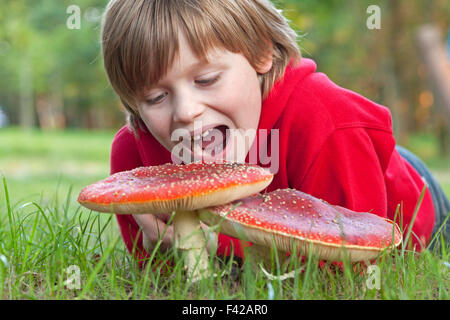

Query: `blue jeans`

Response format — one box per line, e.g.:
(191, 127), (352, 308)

(396, 146), (449, 248)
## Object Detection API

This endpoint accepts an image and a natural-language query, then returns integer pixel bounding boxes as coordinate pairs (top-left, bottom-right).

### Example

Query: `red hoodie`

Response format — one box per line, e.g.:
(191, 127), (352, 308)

(110, 58), (435, 263)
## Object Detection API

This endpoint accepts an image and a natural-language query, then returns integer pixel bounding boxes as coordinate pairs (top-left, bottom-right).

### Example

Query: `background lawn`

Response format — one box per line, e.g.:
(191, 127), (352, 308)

(0, 128), (113, 202)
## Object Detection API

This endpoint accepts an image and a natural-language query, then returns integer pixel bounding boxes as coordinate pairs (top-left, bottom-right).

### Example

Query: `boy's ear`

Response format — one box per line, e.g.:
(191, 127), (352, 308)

(255, 44), (274, 75)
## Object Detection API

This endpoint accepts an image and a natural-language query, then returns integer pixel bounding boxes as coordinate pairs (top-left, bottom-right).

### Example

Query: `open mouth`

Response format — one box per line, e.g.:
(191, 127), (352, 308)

(191, 125), (230, 158)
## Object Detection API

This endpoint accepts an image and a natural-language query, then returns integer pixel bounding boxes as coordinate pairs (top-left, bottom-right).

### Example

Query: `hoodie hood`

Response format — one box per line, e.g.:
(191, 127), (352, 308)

(258, 58), (317, 132)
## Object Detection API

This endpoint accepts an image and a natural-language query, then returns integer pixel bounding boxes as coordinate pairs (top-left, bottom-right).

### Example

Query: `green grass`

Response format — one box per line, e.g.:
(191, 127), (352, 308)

(403, 132), (450, 197)
(0, 127), (113, 202)
(0, 127), (449, 299)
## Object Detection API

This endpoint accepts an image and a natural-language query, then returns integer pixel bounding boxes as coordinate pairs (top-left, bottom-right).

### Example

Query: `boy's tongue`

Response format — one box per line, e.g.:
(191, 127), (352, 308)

(192, 125), (228, 153)
(204, 125), (227, 149)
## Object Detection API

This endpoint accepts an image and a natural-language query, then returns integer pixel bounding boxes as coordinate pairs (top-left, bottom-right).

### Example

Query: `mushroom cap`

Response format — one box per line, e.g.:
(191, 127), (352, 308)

(78, 162), (273, 214)
(198, 189), (402, 262)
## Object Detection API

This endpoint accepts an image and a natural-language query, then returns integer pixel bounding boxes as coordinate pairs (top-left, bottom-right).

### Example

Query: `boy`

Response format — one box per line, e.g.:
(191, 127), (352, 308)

(101, 0), (448, 264)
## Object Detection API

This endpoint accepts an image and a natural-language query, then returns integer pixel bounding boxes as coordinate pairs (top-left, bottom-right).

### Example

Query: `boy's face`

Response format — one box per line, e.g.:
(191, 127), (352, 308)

(137, 33), (272, 163)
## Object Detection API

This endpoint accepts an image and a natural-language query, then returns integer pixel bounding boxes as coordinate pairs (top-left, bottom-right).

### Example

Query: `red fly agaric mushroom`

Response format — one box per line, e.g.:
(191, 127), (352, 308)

(78, 161), (273, 280)
(198, 188), (402, 264)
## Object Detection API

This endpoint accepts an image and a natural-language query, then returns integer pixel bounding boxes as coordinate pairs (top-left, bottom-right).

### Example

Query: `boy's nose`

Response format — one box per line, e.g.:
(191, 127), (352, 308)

(172, 95), (205, 124)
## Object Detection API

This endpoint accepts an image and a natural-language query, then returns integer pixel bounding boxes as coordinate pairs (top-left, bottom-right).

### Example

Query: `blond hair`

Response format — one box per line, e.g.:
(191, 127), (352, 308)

(101, 0), (301, 131)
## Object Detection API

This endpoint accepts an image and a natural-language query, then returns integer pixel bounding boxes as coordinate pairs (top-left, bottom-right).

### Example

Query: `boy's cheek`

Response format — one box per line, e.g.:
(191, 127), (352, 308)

(139, 114), (171, 144)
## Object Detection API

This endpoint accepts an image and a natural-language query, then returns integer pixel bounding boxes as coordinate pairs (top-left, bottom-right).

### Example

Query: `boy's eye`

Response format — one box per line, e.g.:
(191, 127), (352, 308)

(195, 75), (220, 86)
(146, 92), (167, 105)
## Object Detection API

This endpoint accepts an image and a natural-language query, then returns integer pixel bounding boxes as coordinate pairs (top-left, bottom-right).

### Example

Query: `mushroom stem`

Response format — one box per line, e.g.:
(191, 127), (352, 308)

(173, 210), (210, 281)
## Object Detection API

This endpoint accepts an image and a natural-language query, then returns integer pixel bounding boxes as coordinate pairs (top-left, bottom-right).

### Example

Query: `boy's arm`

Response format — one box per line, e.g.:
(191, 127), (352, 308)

(110, 126), (173, 260)
(133, 213), (174, 254)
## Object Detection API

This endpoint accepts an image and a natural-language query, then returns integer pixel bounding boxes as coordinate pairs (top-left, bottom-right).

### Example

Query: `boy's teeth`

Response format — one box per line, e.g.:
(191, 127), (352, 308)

(202, 128), (213, 137)
(192, 128), (214, 141)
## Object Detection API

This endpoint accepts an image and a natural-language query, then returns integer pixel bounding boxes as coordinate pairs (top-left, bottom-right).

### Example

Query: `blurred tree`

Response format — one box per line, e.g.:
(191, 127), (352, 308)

(0, 0), (121, 130)
(280, 0), (450, 145)
(1, 1), (36, 128)
(0, 0), (448, 136)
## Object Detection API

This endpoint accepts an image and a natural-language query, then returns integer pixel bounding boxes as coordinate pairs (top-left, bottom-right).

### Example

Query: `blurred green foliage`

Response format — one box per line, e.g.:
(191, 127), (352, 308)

(0, 0), (449, 136)
(0, 0), (119, 128)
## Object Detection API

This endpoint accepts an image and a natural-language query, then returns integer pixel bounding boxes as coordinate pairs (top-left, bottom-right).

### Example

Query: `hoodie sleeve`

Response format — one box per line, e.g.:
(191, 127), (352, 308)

(292, 126), (434, 249)
(297, 127), (392, 217)
(110, 126), (149, 262)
